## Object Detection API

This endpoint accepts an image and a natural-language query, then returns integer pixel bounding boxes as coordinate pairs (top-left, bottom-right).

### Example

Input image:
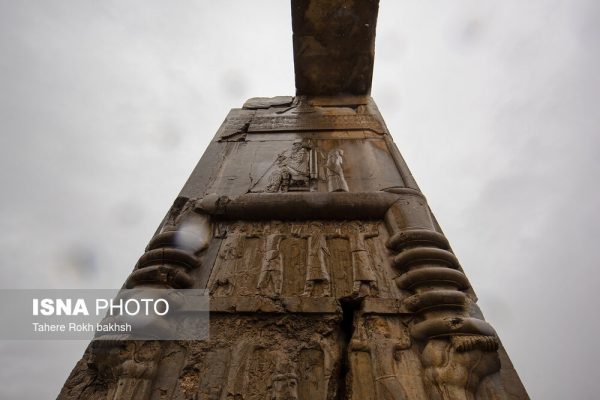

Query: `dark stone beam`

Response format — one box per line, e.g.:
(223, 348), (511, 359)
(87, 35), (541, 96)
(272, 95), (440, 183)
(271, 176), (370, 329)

(292, 0), (380, 96)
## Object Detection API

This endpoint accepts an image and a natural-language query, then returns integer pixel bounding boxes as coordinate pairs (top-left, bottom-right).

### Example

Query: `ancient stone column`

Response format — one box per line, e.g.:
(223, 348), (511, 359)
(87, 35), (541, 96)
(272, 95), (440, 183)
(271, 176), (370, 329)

(59, 1), (529, 399)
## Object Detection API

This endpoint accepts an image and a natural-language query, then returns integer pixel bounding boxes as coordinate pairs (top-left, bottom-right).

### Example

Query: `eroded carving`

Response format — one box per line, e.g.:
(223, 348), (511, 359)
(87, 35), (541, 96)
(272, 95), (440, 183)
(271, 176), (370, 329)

(60, 2), (528, 397)
(267, 354), (299, 400)
(298, 348), (325, 400)
(422, 337), (501, 400)
(176, 315), (341, 400)
(109, 342), (162, 400)
(257, 223), (287, 298)
(209, 225), (248, 297)
(190, 349), (230, 400)
(265, 141), (311, 193)
(385, 194), (505, 398)
(349, 315), (412, 400)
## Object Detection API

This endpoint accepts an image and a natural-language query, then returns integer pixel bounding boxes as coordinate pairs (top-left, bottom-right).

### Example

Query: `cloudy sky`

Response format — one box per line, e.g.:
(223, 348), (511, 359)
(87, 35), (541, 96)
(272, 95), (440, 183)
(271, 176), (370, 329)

(1, 0), (598, 398)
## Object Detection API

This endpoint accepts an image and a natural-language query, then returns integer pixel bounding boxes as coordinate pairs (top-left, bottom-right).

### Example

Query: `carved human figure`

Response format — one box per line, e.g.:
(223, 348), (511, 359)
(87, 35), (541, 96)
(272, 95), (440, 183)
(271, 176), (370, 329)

(316, 333), (340, 396)
(266, 154), (292, 193)
(347, 222), (379, 296)
(222, 341), (257, 399)
(267, 356), (299, 400)
(210, 225), (245, 296)
(325, 148), (349, 192)
(294, 222), (332, 297)
(266, 141), (311, 192)
(287, 141), (310, 177)
(257, 224), (286, 298)
(350, 316), (411, 400)
(111, 342), (162, 400)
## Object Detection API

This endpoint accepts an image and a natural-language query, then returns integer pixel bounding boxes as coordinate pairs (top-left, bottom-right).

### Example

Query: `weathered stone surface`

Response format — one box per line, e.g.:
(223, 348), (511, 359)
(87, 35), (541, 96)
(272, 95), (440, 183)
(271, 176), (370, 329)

(292, 0), (380, 96)
(243, 96), (294, 110)
(59, 96), (529, 398)
(248, 114), (386, 134)
(60, 1), (528, 399)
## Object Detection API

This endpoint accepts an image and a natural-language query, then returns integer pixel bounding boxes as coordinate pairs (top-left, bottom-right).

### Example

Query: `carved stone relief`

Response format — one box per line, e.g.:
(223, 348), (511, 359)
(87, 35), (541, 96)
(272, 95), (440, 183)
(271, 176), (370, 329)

(61, 197), (522, 400)
(349, 315), (415, 400)
(206, 221), (393, 301)
(296, 222), (331, 297)
(255, 141), (312, 193)
(207, 138), (405, 196)
(266, 353), (299, 400)
(385, 193), (509, 399)
(191, 349), (230, 400)
(60, 11), (529, 396)
(326, 236), (353, 298)
(421, 337), (501, 400)
(347, 221), (379, 297)
(281, 234), (309, 297)
(256, 223), (288, 298)
(171, 315), (341, 400)
(108, 342), (162, 400)
(237, 236), (263, 296)
(325, 148), (349, 192)
(298, 349), (325, 400)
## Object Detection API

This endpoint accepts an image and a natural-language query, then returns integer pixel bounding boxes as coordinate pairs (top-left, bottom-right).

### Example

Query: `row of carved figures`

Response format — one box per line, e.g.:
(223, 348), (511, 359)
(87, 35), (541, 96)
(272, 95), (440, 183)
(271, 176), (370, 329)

(208, 220), (384, 299)
(80, 193), (514, 400)
(86, 312), (511, 400)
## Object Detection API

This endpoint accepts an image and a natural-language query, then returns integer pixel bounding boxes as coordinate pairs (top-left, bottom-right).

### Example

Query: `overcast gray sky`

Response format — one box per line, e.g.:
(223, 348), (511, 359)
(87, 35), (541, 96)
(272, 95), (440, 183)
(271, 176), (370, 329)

(1, 1), (598, 398)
